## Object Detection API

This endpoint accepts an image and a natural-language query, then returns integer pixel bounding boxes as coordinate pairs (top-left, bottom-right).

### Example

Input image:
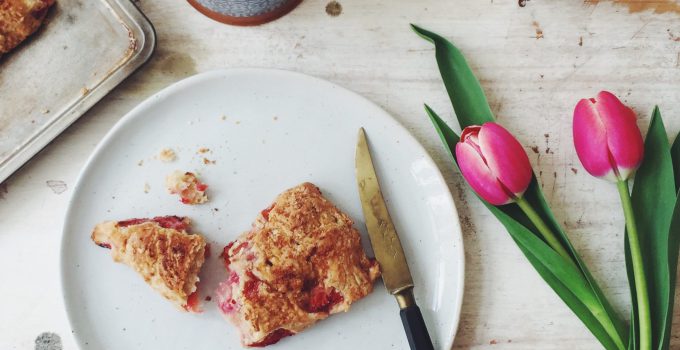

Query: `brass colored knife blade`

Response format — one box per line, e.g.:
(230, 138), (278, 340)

(355, 127), (414, 295)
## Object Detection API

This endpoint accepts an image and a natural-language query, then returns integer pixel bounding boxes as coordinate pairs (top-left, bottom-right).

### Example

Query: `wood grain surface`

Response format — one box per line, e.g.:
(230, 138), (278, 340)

(1, 0), (679, 349)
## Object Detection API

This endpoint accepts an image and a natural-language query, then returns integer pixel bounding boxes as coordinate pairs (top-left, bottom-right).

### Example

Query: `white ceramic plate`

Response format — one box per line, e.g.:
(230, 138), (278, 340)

(61, 69), (464, 350)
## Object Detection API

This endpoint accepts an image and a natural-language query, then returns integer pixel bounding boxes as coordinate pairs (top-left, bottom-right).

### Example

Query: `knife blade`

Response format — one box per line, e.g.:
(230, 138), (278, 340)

(355, 127), (435, 350)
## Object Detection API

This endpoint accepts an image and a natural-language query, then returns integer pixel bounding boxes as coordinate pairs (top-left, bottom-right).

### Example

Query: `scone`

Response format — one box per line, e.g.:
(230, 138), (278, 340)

(166, 171), (208, 205)
(0, 0), (55, 54)
(91, 215), (206, 312)
(216, 183), (380, 347)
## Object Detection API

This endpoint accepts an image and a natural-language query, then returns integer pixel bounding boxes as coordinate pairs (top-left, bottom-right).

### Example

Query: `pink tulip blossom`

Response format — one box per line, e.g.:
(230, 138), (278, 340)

(573, 91), (644, 182)
(455, 122), (533, 205)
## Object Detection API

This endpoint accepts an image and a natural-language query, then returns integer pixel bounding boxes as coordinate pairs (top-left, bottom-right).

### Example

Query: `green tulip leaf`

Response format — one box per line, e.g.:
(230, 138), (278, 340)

(670, 130), (680, 192)
(416, 26), (628, 350)
(412, 24), (494, 128)
(630, 108), (676, 349)
(662, 191), (680, 349)
(630, 107), (678, 350)
(666, 131), (680, 348)
(666, 126), (680, 347)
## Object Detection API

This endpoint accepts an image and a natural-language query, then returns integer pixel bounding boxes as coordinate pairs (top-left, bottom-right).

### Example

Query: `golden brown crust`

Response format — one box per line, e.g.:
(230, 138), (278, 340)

(91, 217), (206, 310)
(254, 183), (380, 305)
(0, 0), (55, 54)
(218, 183), (380, 346)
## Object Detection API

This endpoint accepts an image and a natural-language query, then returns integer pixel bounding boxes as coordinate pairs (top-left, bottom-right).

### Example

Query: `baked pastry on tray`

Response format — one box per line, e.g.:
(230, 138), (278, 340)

(0, 0), (55, 54)
(91, 215), (206, 312)
(216, 182), (380, 347)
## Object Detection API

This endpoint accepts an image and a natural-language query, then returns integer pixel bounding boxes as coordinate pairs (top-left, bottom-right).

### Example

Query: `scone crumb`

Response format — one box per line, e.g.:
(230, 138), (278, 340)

(158, 148), (177, 162)
(203, 158), (216, 165)
(143, 182), (150, 194)
(166, 170), (208, 205)
(197, 147), (210, 154)
(137, 160), (144, 166)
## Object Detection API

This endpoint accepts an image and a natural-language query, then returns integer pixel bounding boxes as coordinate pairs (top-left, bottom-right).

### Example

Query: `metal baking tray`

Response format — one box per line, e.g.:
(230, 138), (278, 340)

(0, 0), (155, 183)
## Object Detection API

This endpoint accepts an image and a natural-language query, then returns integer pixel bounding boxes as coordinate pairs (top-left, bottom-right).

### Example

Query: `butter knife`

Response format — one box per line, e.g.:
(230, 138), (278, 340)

(355, 127), (435, 350)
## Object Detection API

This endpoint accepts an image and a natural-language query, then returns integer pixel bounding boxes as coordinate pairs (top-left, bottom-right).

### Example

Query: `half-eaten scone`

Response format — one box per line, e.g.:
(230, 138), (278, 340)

(91, 215), (206, 312)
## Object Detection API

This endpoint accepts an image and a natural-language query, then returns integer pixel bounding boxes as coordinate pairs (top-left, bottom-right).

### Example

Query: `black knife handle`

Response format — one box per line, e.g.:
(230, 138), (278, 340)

(400, 304), (435, 350)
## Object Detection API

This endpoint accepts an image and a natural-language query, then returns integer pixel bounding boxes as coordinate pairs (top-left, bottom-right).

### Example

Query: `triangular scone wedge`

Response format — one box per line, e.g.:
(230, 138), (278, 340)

(216, 183), (380, 347)
(91, 216), (206, 312)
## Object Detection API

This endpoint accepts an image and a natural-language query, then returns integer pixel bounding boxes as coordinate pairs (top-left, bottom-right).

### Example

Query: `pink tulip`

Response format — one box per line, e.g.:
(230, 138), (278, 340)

(573, 91), (644, 182)
(455, 122), (533, 205)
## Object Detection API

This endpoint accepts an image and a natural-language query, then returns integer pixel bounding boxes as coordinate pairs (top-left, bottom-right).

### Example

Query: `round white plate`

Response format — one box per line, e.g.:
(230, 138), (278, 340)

(61, 69), (464, 350)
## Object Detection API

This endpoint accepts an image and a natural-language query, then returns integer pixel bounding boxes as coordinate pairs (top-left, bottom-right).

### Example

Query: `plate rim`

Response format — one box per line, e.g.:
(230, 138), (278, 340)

(60, 68), (465, 349)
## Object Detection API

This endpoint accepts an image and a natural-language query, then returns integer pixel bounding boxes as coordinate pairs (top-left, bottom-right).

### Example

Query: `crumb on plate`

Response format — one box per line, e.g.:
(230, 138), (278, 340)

(165, 170), (208, 205)
(158, 148), (177, 162)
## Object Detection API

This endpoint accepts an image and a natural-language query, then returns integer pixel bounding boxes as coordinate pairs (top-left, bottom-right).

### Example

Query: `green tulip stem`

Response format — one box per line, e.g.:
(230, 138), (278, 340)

(617, 179), (652, 350)
(515, 196), (576, 267)
(516, 195), (626, 350)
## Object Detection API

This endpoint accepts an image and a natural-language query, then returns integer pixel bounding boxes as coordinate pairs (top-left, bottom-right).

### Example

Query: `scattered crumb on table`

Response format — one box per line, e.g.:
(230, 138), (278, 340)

(532, 21), (544, 39)
(143, 182), (150, 194)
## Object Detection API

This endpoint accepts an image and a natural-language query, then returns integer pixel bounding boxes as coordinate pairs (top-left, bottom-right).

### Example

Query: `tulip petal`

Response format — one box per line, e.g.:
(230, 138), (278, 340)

(573, 98), (617, 179)
(594, 91), (644, 179)
(478, 122), (533, 196)
(456, 142), (512, 205)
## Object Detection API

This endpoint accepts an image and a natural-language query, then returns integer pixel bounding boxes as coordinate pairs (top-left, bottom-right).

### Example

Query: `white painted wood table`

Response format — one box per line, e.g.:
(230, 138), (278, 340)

(2, 0), (680, 349)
